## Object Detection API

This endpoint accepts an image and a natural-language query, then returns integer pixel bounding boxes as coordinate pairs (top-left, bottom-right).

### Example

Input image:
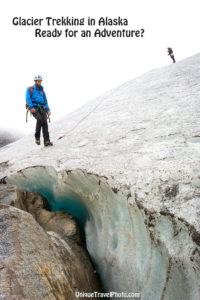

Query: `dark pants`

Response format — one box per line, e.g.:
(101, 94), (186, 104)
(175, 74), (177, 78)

(32, 110), (49, 142)
(170, 54), (176, 63)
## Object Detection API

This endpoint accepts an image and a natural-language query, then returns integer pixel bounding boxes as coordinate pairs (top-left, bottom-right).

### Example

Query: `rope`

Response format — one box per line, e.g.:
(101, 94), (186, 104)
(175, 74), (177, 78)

(57, 99), (103, 140)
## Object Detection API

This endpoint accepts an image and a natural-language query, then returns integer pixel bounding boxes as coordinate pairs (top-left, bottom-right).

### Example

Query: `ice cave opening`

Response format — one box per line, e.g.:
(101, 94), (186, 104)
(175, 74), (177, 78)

(4, 165), (138, 293)
(3, 165), (200, 300)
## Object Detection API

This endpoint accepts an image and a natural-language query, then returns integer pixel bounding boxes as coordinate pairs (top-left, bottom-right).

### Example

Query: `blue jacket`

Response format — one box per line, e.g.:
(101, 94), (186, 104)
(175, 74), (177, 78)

(26, 84), (50, 111)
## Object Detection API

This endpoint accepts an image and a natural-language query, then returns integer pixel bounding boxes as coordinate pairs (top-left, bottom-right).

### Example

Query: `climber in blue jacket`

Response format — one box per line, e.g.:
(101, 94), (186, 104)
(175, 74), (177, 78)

(26, 75), (53, 146)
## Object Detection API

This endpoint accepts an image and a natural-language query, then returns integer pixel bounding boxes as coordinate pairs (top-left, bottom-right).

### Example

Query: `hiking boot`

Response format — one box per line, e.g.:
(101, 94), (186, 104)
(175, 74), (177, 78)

(35, 138), (40, 145)
(44, 140), (53, 147)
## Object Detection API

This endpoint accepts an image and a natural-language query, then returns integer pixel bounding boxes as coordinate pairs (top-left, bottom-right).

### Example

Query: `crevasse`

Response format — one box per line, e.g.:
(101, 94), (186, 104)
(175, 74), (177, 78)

(5, 166), (200, 300)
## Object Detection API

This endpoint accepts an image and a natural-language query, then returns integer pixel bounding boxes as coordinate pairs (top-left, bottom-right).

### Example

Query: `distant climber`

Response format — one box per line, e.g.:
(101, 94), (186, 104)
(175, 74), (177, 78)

(167, 47), (176, 63)
(26, 75), (53, 146)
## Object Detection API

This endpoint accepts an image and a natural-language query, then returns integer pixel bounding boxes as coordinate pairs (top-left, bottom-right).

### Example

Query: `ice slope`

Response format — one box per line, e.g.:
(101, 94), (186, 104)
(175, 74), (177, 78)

(1, 53), (200, 229)
(0, 54), (200, 299)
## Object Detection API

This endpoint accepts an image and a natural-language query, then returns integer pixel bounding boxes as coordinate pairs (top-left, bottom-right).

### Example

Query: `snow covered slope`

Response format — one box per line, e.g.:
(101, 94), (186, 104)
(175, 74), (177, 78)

(0, 54), (200, 299)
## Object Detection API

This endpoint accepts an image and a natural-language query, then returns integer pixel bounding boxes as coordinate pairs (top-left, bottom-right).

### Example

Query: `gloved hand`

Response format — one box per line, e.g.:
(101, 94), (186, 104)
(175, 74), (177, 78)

(31, 108), (36, 113)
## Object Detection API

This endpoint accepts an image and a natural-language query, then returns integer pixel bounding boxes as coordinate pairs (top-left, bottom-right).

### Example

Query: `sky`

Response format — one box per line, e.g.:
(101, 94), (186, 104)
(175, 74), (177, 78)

(0, 0), (200, 134)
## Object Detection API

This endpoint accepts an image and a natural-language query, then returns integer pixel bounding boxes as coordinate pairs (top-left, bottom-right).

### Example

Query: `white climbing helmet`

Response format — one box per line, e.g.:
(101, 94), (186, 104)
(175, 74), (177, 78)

(34, 75), (43, 81)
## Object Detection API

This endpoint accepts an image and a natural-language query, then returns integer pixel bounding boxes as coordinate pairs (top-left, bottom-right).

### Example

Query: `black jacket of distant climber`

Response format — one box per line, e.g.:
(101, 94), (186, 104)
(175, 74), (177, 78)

(167, 48), (173, 55)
